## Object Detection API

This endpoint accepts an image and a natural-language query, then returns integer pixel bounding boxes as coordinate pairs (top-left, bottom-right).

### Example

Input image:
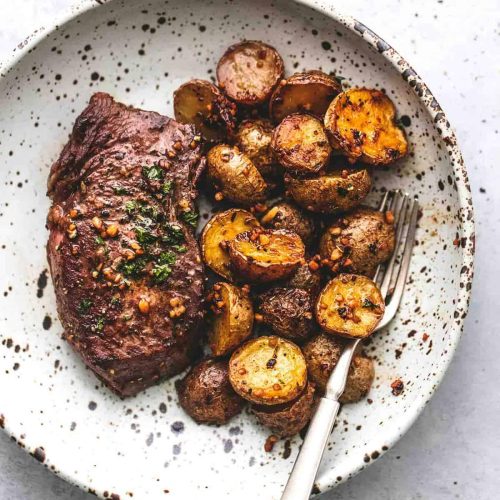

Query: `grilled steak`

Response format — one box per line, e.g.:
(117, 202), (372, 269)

(47, 92), (205, 397)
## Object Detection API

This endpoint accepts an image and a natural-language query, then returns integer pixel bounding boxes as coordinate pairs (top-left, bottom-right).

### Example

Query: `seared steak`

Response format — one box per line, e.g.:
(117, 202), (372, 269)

(47, 92), (205, 397)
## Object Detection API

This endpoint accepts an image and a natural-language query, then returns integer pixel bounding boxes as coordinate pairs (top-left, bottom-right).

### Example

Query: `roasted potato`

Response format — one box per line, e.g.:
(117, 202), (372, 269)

(271, 113), (331, 174)
(173, 79), (237, 142)
(319, 207), (395, 276)
(282, 262), (322, 297)
(251, 383), (316, 437)
(208, 282), (254, 357)
(217, 40), (284, 106)
(201, 209), (260, 281)
(316, 274), (385, 339)
(207, 144), (268, 205)
(257, 287), (315, 342)
(235, 119), (278, 177)
(261, 202), (315, 246)
(176, 359), (245, 425)
(269, 70), (342, 123)
(228, 336), (308, 405)
(228, 228), (305, 283)
(284, 167), (372, 214)
(302, 334), (374, 402)
(324, 88), (408, 165)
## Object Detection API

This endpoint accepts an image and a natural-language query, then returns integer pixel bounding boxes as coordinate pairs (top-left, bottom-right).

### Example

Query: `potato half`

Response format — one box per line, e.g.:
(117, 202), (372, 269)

(269, 70), (342, 123)
(228, 228), (305, 283)
(271, 113), (331, 174)
(229, 336), (308, 405)
(319, 207), (395, 277)
(201, 209), (260, 281)
(208, 282), (254, 357)
(324, 88), (408, 165)
(316, 274), (385, 339)
(235, 119), (277, 177)
(173, 79), (237, 142)
(216, 40), (284, 106)
(285, 167), (372, 214)
(207, 144), (268, 205)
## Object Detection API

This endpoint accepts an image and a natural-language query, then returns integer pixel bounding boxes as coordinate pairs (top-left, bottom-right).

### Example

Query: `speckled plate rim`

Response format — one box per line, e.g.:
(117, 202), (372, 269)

(0, 0), (475, 497)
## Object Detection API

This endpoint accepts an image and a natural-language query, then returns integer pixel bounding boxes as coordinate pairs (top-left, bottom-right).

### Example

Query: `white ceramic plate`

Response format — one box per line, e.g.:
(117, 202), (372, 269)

(0, 0), (474, 498)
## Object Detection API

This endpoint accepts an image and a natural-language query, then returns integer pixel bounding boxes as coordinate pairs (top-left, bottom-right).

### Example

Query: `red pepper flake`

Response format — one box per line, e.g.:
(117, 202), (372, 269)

(422, 333), (429, 342)
(391, 379), (404, 396)
(264, 434), (279, 452)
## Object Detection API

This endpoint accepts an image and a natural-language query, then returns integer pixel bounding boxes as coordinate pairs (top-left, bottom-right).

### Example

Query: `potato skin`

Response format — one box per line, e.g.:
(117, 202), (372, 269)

(324, 88), (408, 165)
(285, 167), (372, 214)
(282, 262), (322, 297)
(228, 228), (305, 284)
(261, 202), (315, 246)
(251, 383), (316, 437)
(208, 282), (254, 357)
(319, 207), (395, 277)
(258, 287), (315, 343)
(176, 359), (245, 425)
(235, 119), (278, 177)
(173, 79), (237, 142)
(229, 336), (308, 405)
(269, 70), (342, 123)
(339, 355), (375, 403)
(216, 40), (284, 106)
(271, 113), (331, 174)
(207, 144), (268, 205)
(201, 209), (260, 281)
(315, 274), (385, 339)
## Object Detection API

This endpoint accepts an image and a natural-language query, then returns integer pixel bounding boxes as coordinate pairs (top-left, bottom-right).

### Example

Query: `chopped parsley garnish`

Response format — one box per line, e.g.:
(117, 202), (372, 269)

(162, 180), (173, 195)
(77, 298), (93, 314)
(113, 186), (130, 195)
(110, 296), (121, 306)
(151, 263), (173, 284)
(362, 298), (377, 309)
(142, 164), (164, 181)
(134, 225), (157, 246)
(158, 251), (176, 265)
(139, 204), (160, 220)
(336, 186), (348, 197)
(95, 235), (106, 246)
(120, 255), (148, 279)
(181, 210), (199, 229)
(172, 244), (187, 253)
(125, 200), (138, 215)
(95, 316), (105, 332)
(162, 223), (184, 245)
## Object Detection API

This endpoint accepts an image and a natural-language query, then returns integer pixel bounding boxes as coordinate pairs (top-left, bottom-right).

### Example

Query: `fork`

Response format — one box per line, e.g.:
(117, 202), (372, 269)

(281, 190), (419, 500)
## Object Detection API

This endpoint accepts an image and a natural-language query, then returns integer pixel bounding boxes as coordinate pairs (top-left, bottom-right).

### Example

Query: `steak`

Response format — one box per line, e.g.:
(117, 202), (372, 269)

(46, 92), (206, 397)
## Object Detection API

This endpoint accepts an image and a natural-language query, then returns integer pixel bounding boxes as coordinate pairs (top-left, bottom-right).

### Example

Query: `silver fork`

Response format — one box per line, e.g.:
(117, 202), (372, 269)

(281, 190), (419, 500)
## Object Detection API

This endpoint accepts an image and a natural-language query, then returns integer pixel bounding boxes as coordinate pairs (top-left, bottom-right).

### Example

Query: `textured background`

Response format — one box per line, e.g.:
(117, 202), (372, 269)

(0, 0), (498, 498)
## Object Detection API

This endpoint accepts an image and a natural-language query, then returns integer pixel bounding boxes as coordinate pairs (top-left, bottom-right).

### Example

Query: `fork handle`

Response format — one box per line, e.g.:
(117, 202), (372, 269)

(281, 397), (340, 500)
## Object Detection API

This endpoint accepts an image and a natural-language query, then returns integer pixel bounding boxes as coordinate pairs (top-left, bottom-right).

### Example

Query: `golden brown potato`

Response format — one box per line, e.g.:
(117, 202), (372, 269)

(176, 359), (245, 425)
(228, 228), (305, 283)
(271, 113), (331, 174)
(269, 70), (342, 123)
(206, 144), (268, 205)
(208, 282), (254, 357)
(216, 41), (284, 106)
(173, 79), (237, 142)
(316, 274), (385, 339)
(324, 88), (408, 165)
(251, 383), (316, 437)
(282, 262), (322, 297)
(201, 209), (260, 281)
(261, 202), (315, 246)
(339, 355), (375, 403)
(284, 167), (372, 214)
(228, 336), (308, 405)
(235, 119), (278, 177)
(257, 287), (315, 342)
(319, 207), (396, 276)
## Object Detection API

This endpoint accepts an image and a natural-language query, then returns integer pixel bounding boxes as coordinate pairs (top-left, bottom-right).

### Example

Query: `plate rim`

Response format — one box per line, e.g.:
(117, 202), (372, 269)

(0, 0), (475, 497)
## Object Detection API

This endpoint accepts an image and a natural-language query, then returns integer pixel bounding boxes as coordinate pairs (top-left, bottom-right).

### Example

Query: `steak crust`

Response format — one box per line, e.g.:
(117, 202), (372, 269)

(47, 93), (205, 396)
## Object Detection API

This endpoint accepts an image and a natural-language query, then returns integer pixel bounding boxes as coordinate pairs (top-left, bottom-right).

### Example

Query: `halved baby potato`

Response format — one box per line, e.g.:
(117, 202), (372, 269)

(201, 209), (260, 281)
(208, 282), (254, 357)
(271, 113), (331, 174)
(206, 144), (268, 205)
(228, 228), (305, 283)
(216, 40), (284, 106)
(284, 167), (372, 214)
(228, 336), (308, 405)
(269, 70), (342, 123)
(173, 79), (237, 142)
(316, 274), (385, 339)
(235, 119), (277, 177)
(324, 88), (408, 165)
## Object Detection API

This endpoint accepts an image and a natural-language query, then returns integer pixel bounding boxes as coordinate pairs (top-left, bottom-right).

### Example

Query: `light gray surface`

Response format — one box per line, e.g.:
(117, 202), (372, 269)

(0, 0), (498, 498)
